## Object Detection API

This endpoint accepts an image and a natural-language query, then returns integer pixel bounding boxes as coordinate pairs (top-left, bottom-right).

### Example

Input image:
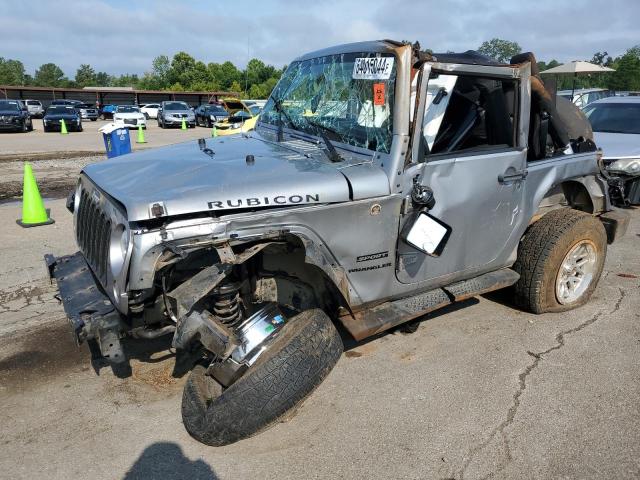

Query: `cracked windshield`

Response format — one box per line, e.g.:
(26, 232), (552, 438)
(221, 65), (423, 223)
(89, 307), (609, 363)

(260, 52), (396, 153)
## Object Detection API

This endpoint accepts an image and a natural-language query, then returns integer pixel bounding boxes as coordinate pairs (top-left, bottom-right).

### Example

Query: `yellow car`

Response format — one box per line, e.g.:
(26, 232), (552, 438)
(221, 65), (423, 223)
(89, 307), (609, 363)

(214, 99), (260, 136)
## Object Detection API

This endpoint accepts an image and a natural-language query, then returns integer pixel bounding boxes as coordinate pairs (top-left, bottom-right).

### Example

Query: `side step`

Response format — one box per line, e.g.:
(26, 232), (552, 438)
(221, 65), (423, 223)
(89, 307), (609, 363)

(340, 269), (520, 341)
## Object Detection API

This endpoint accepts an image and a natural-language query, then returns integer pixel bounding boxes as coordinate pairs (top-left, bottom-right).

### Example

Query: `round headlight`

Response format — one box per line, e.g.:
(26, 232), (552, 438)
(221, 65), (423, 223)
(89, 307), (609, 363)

(109, 224), (129, 276)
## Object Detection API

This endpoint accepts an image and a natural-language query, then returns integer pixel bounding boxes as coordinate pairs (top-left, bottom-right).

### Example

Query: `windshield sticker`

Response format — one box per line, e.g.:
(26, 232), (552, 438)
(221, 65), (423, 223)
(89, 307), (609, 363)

(373, 83), (385, 105)
(352, 57), (394, 80)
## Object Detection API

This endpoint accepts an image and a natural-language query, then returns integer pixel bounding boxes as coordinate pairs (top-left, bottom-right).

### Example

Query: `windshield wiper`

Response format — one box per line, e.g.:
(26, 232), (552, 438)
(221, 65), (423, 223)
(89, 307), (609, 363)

(303, 117), (344, 163)
(272, 98), (295, 142)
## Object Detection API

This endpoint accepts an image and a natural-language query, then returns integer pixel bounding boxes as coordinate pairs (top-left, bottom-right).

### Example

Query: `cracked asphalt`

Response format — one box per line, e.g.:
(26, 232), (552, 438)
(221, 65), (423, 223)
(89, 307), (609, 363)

(0, 199), (638, 480)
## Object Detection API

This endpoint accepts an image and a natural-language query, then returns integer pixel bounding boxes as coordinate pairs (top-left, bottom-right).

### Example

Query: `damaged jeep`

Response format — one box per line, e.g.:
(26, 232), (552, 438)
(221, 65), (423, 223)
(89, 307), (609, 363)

(47, 41), (629, 446)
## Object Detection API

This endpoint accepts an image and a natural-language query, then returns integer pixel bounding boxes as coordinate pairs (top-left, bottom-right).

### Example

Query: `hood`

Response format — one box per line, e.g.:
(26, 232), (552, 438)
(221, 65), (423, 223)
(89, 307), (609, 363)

(82, 133), (358, 221)
(0, 109), (22, 116)
(594, 132), (640, 159)
(114, 112), (144, 119)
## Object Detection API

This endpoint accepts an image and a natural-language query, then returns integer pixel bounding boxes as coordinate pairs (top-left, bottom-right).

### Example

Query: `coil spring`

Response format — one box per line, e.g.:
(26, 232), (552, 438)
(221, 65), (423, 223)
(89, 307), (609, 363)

(212, 282), (243, 328)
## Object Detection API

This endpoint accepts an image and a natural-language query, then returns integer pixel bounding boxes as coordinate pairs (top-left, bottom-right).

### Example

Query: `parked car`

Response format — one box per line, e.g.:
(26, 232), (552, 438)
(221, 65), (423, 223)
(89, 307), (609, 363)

(558, 88), (614, 109)
(213, 98), (259, 135)
(195, 103), (230, 127)
(113, 105), (147, 129)
(47, 41), (629, 447)
(77, 103), (99, 121)
(157, 101), (195, 128)
(140, 103), (160, 119)
(100, 104), (117, 120)
(43, 104), (82, 132)
(50, 99), (83, 108)
(585, 96), (640, 205)
(0, 99), (33, 132)
(23, 99), (44, 118)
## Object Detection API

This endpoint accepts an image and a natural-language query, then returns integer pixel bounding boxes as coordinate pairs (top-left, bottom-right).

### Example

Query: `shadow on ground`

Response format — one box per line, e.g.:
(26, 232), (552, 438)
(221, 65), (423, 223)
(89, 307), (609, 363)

(123, 442), (217, 480)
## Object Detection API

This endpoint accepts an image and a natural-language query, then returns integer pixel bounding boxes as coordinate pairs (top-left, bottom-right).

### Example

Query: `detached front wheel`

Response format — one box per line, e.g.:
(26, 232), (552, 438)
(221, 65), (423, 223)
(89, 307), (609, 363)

(182, 308), (343, 446)
(513, 208), (607, 313)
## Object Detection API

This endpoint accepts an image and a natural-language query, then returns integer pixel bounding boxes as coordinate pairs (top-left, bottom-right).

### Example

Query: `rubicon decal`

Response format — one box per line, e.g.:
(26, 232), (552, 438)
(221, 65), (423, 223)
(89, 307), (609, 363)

(208, 194), (320, 209)
(356, 251), (389, 263)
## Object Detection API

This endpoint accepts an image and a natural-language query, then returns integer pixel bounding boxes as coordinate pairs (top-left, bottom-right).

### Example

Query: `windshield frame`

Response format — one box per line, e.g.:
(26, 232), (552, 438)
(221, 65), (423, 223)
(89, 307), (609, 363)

(584, 101), (640, 135)
(116, 105), (140, 113)
(163, 102), (189, 111)
(0, 101), (20, 111)
(46, 106), (77, 115)
(258, 50), (399, 154)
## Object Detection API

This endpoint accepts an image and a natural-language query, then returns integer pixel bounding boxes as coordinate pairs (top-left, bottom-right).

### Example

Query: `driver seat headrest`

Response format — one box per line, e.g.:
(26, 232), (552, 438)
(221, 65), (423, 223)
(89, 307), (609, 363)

(510, 52), (540, 77)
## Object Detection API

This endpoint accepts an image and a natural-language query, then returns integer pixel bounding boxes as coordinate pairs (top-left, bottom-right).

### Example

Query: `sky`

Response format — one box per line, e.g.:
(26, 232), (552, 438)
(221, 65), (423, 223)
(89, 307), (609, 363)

(2, 0), (638, 77)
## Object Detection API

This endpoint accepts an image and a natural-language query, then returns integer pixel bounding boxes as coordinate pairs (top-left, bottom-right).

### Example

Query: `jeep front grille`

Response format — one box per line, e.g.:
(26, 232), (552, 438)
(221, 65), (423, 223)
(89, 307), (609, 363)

(76, 189), (111, 284)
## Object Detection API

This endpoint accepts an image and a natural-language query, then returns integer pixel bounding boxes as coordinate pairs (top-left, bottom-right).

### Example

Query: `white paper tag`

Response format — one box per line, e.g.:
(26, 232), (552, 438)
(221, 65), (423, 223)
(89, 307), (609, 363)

(406, 213), (448, 255)
(352, 57), (395, 80)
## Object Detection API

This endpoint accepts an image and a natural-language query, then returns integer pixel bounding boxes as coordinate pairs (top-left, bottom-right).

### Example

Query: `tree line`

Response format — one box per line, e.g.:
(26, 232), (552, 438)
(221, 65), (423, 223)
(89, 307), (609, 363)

(1, 40), (639, 97)
(0, 52), (285, 99)
(478, 38), (640, 91)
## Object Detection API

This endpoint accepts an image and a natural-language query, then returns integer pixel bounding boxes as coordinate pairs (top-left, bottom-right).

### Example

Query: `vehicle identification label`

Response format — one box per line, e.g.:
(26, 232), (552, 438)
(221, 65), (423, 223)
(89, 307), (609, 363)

(352, 57), (394, 80)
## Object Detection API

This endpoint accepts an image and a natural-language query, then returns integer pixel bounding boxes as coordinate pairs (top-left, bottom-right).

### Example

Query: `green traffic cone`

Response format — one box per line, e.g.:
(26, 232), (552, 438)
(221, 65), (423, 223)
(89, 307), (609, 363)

(16, 163), (54, 228)
(137, 124), (146, 143)
(181, 118), (187, 130)
(211, 126), (218, 137)
(60, 118), (68, 135)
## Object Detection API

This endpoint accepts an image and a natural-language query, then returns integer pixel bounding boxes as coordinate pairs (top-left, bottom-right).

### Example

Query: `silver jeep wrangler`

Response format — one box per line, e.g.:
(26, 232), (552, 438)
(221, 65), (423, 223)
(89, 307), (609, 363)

(47, 41), (629, 446)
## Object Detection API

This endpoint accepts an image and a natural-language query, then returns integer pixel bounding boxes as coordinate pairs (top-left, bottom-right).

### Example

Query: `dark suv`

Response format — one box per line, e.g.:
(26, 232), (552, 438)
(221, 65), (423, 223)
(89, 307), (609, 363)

(0, 100), (33, 132)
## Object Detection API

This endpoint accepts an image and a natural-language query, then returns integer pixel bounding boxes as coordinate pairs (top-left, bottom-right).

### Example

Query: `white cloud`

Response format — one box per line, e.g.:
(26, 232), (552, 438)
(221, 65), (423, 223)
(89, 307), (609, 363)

(2, 0), (637, 77)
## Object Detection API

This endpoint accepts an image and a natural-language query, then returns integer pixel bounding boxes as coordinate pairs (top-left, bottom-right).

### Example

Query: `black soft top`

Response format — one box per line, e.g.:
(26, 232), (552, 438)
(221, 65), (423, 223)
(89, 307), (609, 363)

(430, 51), (502, 66)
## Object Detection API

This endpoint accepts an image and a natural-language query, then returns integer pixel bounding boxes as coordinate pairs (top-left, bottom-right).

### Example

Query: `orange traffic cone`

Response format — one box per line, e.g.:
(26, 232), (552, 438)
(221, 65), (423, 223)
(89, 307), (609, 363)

(16, 163), (54, 227)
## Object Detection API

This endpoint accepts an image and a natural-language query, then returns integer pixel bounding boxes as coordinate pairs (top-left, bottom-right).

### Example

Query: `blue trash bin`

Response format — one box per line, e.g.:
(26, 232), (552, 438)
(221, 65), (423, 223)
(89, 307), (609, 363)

(100, 124), (131, 158)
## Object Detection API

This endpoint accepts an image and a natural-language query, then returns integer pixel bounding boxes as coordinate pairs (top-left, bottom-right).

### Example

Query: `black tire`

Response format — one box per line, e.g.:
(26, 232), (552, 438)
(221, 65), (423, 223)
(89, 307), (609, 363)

(182, 308), (343, 446)
(43, 125), (49, 132)
(77, 124), (83, 132)
(512, 208), (607, 313)
(91, 118), (97, 122)
(144, 112), (149, 120)
(21, 120), (28, 133)
(27, 119), (33, 131)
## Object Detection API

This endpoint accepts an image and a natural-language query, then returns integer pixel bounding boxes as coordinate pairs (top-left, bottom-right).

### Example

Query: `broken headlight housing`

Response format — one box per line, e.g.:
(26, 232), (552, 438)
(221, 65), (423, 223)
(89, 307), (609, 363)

(607, 158), (640, 175)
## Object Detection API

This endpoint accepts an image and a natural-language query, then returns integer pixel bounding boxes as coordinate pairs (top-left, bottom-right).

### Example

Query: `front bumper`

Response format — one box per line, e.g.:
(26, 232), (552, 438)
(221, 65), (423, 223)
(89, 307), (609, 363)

(163, 117), (195, 126)
(0, 118), (23, 129)
(45, 252), (126, 364)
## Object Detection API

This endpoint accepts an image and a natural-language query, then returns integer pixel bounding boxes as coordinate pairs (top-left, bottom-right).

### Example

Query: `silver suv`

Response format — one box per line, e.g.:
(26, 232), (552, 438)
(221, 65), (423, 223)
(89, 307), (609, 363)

(48, 41), (629, 447)
(23, 99), (44, 118)
(157, 100), (196, 128)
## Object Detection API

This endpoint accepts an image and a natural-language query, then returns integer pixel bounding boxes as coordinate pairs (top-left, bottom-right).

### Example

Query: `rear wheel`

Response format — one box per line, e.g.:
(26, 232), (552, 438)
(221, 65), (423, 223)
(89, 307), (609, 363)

(512, 208), (607, 313)
(182, 308), (343, 446)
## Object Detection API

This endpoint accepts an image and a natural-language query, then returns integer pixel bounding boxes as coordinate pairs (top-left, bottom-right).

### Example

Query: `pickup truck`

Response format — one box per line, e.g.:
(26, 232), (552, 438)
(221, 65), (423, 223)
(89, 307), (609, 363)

(47, 40), (629, 446)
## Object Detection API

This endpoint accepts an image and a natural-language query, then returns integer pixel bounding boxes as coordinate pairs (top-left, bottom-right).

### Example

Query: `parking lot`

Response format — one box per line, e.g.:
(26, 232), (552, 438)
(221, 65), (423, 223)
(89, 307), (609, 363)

(0, 121), (214, 201)
(0, 190), (638, 478)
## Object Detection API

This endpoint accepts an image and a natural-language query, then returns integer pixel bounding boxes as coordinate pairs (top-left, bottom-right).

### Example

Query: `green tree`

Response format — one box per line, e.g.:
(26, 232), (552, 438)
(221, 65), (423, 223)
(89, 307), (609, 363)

(0, 58), (27, 85)
(478, 38), (522, 63)
(590, 51), (614, 67)
(95, 71), (111, 86)
(75, 64), (96, 87)
(152, 55), (170, 85)
(608, 47), (640, 91)
(112, 73), (139, 88)
(34, 63), (67, 87)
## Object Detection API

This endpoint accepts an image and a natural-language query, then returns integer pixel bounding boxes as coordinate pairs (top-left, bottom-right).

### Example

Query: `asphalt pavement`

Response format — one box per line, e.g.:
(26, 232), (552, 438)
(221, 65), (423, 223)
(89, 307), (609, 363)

(0, 199), (638, 480)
